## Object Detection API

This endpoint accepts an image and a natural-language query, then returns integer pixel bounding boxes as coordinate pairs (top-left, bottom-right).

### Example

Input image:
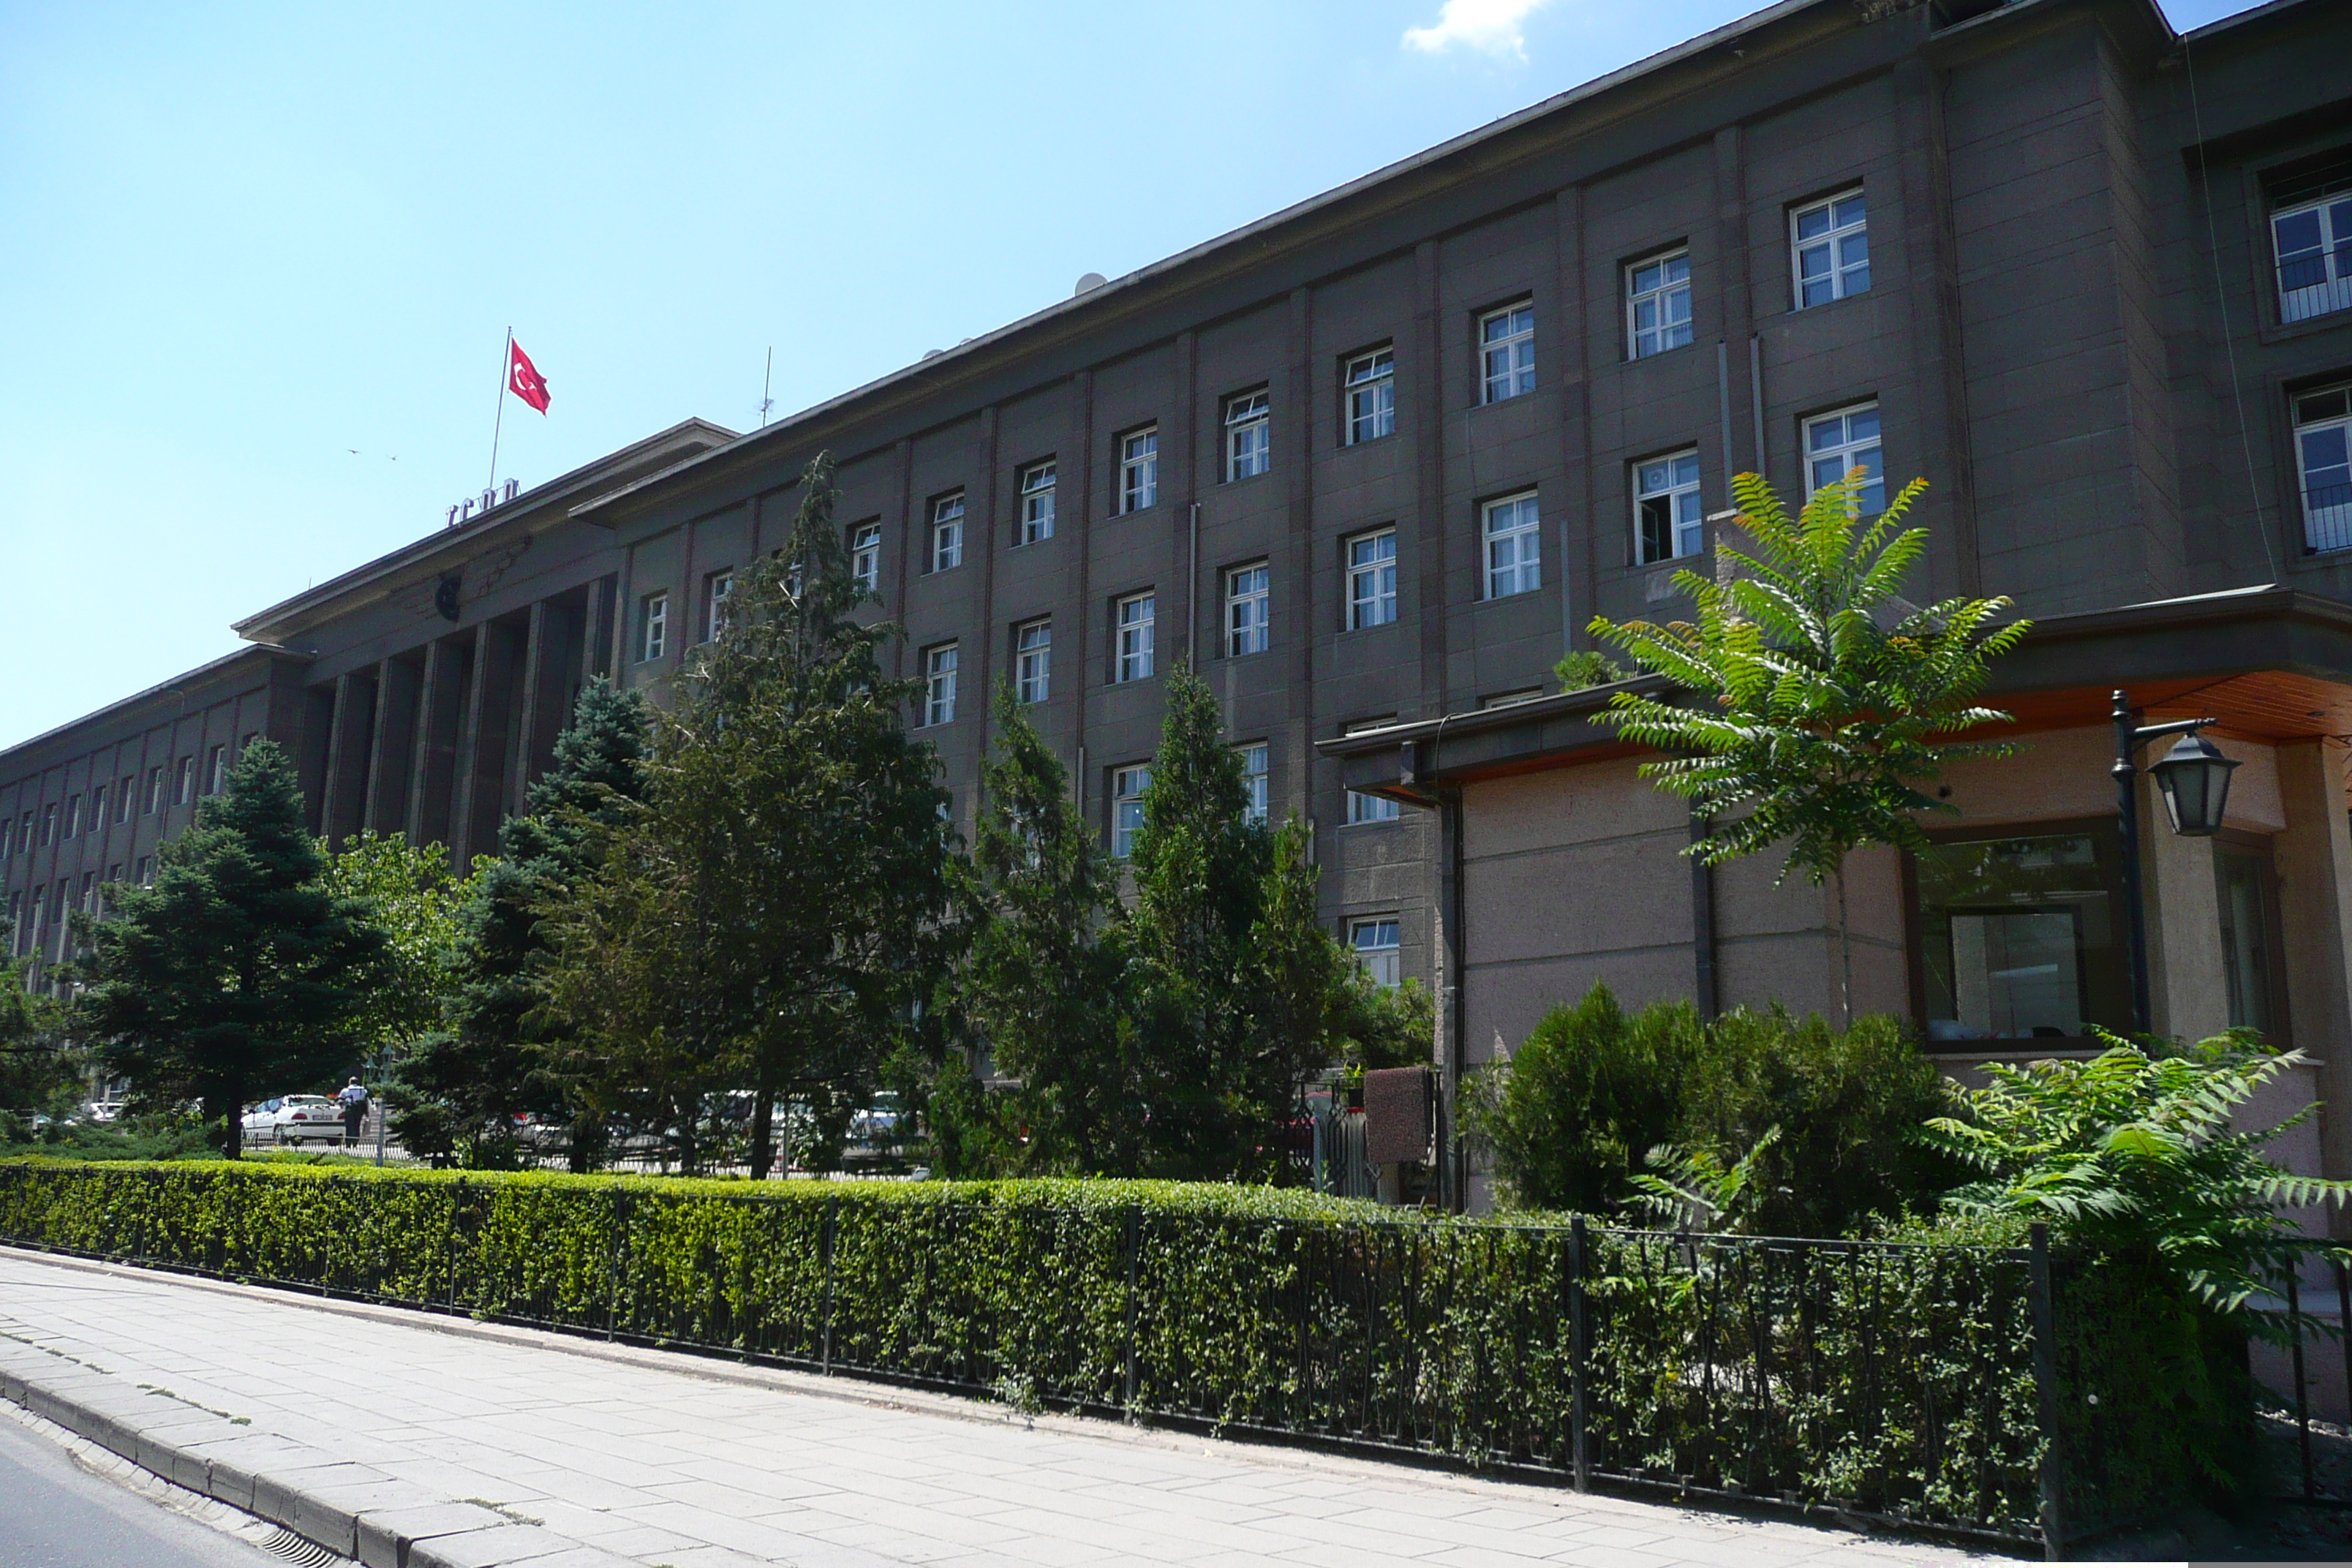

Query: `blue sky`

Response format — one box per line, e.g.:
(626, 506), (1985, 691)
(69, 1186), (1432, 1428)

(0, 0), (2263, 747)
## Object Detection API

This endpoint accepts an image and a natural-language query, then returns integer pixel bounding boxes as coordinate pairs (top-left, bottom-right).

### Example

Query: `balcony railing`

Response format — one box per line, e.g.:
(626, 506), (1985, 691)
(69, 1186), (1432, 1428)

(2303, 479), (2352, 556)
(2279, 255), (2352, 325)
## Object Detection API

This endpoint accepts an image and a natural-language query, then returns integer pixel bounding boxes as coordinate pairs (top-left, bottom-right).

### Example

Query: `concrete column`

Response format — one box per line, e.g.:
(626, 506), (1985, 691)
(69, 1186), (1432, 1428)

(408, 637), (467, 851)
(510, 601), (549, 818)
(320, 671), (377, 848)
(2276, 740), (2352, 1189)
(2143, 769), (2228, 1044)
(366, 657), (421, 836)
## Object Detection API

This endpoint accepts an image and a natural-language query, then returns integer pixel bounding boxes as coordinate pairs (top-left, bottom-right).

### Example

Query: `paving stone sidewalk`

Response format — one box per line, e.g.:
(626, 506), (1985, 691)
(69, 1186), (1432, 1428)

(0, 1248), (1999, 1568)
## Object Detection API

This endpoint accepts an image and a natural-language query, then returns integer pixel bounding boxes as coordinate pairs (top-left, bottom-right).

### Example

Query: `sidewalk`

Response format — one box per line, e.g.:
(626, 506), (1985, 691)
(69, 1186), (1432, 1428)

(0, 1248), (1997, 1568)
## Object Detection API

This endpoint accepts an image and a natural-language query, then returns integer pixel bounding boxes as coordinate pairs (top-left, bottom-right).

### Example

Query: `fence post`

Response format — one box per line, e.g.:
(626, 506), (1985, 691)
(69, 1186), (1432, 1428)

(446, 1178), (465, 1311)
(2288, 1264), (2313, 1501)
(605, 1188), (625, 1341)
(821, 1197), (837, 1374)
(1569, 1215), (1590, 1493)
(2027, 1222), (2067, 1561)
(1123, 1205), (1140, 1422)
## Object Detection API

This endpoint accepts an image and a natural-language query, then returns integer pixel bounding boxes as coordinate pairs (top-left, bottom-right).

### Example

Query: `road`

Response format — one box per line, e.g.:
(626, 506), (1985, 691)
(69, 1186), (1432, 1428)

(0, 1409), (279, 1568)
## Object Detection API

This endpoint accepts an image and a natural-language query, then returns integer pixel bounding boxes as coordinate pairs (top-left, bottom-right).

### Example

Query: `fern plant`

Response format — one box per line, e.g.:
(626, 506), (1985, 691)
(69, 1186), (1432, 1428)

(1628, 1126), (1784, 1232)
(1919, 1032), (2352, 1338)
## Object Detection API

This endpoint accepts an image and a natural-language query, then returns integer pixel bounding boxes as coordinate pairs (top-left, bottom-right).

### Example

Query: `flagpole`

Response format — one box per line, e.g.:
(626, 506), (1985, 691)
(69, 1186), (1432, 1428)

(487, 327), (512, 495)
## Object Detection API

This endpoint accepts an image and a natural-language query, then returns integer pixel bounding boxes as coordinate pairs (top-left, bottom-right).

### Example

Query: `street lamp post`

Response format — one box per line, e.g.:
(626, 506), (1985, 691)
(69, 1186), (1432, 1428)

(2111, 689), (2242, 1033)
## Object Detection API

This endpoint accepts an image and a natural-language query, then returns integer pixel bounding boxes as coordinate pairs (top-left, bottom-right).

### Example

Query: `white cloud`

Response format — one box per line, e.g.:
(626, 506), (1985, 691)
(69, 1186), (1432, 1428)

(1401, 0), (1554, 59)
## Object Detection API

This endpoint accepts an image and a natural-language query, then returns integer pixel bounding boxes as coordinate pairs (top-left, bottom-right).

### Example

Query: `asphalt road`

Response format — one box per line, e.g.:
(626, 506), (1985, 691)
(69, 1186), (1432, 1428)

(0, 1412), (281, 1568)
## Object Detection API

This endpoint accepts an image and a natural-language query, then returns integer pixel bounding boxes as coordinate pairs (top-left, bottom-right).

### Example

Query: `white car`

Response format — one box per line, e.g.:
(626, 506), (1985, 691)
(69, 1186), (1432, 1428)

(241, 1096), (348, 1145)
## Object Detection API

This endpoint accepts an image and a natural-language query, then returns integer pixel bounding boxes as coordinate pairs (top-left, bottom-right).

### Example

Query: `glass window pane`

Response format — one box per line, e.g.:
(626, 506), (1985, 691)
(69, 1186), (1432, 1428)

(1914, 832), (2130, 1042)
(1798, 205), (1831, 240)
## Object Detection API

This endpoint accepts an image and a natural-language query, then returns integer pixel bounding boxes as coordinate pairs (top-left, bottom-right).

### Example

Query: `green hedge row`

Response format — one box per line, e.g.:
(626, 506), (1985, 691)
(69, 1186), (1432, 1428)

(0, 1159), (2204, 1547)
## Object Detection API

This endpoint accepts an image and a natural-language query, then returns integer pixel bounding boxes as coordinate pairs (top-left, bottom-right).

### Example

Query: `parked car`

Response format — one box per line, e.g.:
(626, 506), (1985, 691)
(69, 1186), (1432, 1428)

(240, 1096), (347, 1145)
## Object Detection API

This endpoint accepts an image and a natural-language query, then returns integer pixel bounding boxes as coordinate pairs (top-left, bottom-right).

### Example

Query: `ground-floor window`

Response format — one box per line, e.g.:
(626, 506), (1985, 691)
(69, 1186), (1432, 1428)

(2215, 835), (2284, 1037)
(1912, 826), (2130, 1044)
(1351, 917), (1401, 988)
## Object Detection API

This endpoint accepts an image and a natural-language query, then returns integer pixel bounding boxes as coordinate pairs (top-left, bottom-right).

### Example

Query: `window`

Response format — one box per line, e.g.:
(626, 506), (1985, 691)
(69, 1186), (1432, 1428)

(848, 521), (882, 592)
(175, 758), (193, 805)
(14, 813), (27, 852)
(1237, 742), (1270, 826)
(240, 731), (258, 760)
(1627, 250), (1692, 359)
(1112, 765), (1150, 859)
(115, 777), (132, 824)
(2295, 383), (2352, 554)
(1220, 389), (1270, 482)
(145, 769), (162, 815)
(1015, 619), (1051, 705)
(1914, 830), (2129, 1044)
(26, 886), (41, 954)
(1635, 451), (1705, 565)
(2274, 181), (2352, 324)
(1483, 491), (1542, 598)
(924, 643), (960, 726)
(40, 802), (56, 844)
(1120, 428), (1159, 513)
(135, 856), (154, 888)
(1226, 563), (1269, 657)
(930, 492), (966, 570)
(207, 745), (227, 794)
(701, 570), (734, 643)
(1348, 790), (1400, 824)
(1115, 592), (1156, 682)
(78, 872), (95, 913)
(2215, 840), (2283, 1036)
(1792, 189), (1869, 308)
(1344, 347), (1395, 445)
(4, 894), (15, 951)
(637, 592), (668, 663)
(1346, 529), (1398, 630)
(62, 796), (79, 840)
(1351, 918), (1402, 988)
(1480, 304), (1535, 403)
(1804, 404), (1885, 516)
(1019, 461), (1057, 545)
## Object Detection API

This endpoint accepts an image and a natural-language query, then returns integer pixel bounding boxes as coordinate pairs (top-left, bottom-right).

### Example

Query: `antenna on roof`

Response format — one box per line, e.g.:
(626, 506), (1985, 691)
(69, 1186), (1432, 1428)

(760, 347), (774, 429)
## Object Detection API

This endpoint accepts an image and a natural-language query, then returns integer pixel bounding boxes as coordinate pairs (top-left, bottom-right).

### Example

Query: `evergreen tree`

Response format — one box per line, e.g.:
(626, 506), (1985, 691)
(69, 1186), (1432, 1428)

(958, 682), (1135, 1174)
(78, 741), (387, 1157)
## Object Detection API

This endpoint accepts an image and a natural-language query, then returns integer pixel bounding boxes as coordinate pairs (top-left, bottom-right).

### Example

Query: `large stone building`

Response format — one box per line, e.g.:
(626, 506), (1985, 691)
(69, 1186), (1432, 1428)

(7, 0), (2352, 1196)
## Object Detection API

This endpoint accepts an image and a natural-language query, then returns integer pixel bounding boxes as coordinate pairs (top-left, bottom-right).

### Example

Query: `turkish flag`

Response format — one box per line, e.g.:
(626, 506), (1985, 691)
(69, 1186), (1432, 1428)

(508, 339), (551, 413)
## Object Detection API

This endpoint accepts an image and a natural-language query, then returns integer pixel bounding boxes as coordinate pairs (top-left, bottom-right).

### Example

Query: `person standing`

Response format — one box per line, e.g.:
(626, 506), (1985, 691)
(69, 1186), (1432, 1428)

(336, 1077), (369, 1145)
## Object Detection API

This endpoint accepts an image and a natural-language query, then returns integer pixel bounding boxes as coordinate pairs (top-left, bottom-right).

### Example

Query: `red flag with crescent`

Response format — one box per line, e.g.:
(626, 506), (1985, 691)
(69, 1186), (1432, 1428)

(508, 339), (551, 413)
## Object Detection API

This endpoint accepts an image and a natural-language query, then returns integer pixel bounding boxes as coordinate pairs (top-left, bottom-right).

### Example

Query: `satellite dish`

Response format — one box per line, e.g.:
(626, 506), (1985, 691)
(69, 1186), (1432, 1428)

(1074, 272), (1108, 295)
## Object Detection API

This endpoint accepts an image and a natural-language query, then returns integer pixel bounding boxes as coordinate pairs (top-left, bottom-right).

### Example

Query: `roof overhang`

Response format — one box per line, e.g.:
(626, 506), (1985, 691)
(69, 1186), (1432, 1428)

(0, 644), (311, 769)
(1319, 585), (2352, 807)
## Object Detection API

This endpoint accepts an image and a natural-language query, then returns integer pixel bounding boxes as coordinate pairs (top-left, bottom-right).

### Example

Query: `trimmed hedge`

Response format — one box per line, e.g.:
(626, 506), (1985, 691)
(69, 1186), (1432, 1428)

(0, 1159), (2213, 1548)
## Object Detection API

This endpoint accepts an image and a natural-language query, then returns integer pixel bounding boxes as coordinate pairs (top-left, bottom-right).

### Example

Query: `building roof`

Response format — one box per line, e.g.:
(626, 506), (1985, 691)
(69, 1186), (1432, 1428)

(0, 644), (309, 772)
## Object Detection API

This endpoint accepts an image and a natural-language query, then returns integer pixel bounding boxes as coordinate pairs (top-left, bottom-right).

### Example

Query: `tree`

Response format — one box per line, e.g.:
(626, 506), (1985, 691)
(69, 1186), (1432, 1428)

(78, 741), (387, 1157)
(1587, 472), (2029, 1018)
(0, 943), (71, 1136)
(957, 682), (1135, 1174)
(541, 454), (957, 1178)
(320, 831), (478, 1058)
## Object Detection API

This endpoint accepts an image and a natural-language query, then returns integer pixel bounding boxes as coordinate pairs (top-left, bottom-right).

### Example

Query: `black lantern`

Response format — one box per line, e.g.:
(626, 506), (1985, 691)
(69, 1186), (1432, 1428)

(2148, 732), (2240, 837)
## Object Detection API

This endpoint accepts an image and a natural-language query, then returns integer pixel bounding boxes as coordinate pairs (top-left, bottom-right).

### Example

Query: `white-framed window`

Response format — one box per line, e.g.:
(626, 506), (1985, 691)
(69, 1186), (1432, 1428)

(701, 570), (734, 643)
(135, 856), (154, 887)
(1237, 742), (1270, 826)
(62, 796), (79, 840)
(930, 492), (965, 571)
(1346, 529), (1398, 630)
(79, 872), (95, 914)
(638, 591), (668, 663)
(206, 745), (227, 794)
(1226, 562), (1269, 657)
(1115, 591), (1156, 683)
(1344, 347), (1395, 445)
(2295, 382), (2352, 554)
(2274, 186), (2352, 325)
(1635, 451), (1705, 565)
(1792, 189), (1869, 309)
(1480, 304), (1535, 402)
(848, 521), (881, 593)
(1347, 789), (1401, 825)
(1019, 461), (1057, 545)
(1224, 390), (1270, 480)
(115, 776), (133, 824)
(1351, 916), (1402, 988)
(1627, 249), (1692, 358)
(924, 642), (960, 726)
(145, 768), (162, 815)
(1112, 764), (1150, 859)
(1803, 403), (1885, 516)
(1483, 491), (1542, 598)
(1015, 619), (1052, 704)
(175, 758), (193, 806)
(1120, 428), (1159, 513)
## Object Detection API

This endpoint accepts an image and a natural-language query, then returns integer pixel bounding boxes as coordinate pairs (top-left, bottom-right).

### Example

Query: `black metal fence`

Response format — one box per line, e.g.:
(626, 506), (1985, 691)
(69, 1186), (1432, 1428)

(0, 1163), (2226, 1557)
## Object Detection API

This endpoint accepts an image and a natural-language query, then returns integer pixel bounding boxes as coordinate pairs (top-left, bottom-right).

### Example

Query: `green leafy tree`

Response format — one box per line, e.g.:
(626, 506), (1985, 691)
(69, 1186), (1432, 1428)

(320, 832), (479, 1055)
(1588, 472), (2029, 1018)
(0, 944), (72, 1137)
(78, 741), (388, 1157)
(957, 682), (1135, 1174)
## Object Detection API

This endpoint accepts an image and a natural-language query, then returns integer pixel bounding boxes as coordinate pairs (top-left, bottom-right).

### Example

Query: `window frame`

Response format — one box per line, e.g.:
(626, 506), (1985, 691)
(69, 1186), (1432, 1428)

(1111, 764), (1151, 859)
(1482, 490), (1542, 599)
(1225, 561), (1270, 658)
(206, 745), (227, 795)
(1343, 346), (1397, 445)
(848, 520), (883, 592)
(1790, 187), (1870, 309)
(2293, 382), (2352, 555)
(1802, 402), (1886, 517)
(1479, 301), (1536, 403)
(1624, 248), (1694, 360)
(1346, 789), (1401, 825)
(2272, 187), (2352, 326)
(1223, 389), (1271, 482)
(929, 491), (967, 572)
(1237, 741), (1270, 826)
(1633, 449), (1706, 566)
(1345, 527), (1399, 631)
(1119, 427), (1160, 514)
(923, 641), (960, 727)
(1115, 590), (1157, 683)
(1018, 460), (1057, 546)
(145, 768), (163, 815)
(1014, 617), (1052, 705)
(1349, 916), (1403, 988)
(637, 590), (669, 663)
(701, 568), (734, 644)
(175, 758), (193, 807)
(115, 775), (134, 825)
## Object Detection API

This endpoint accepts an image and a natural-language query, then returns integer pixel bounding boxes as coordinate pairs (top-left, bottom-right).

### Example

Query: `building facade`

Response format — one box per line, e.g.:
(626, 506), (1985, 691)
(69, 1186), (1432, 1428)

(7, 0), (2352, 1187)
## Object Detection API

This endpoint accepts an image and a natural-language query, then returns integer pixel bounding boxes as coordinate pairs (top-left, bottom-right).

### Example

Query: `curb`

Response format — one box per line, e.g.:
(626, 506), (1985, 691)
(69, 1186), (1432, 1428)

(0, 1348), (633, 1568)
